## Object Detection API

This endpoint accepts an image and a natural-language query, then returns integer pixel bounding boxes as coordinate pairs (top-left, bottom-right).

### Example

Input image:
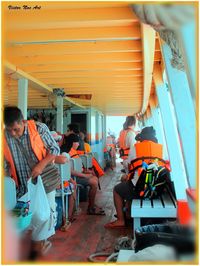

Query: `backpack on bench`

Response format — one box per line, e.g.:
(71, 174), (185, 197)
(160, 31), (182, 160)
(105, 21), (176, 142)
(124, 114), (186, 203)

(128, 157), (175, 200)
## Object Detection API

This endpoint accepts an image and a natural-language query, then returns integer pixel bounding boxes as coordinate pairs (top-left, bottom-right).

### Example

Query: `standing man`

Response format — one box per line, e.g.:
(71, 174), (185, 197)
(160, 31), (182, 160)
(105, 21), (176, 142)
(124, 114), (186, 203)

(4, 106), (60, 258)
(118, 115), (138, 172)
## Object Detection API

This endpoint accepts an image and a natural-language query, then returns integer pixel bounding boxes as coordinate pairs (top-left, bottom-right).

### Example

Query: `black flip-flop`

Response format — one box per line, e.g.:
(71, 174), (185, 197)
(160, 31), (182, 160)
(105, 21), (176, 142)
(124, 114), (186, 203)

(87, 207), (106, 215)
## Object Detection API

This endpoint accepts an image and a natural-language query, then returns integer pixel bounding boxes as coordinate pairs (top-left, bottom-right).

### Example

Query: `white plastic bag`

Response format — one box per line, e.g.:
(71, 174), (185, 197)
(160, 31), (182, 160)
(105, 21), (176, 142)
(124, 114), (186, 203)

(28, 176), (50, 227)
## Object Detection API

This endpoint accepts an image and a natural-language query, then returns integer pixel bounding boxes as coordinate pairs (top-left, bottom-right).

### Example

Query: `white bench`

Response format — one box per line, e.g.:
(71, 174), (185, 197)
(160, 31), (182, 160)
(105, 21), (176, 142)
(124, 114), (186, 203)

(55, 162), (72, 222)
(131, 193), (177, 234)
(79, 154), (93, 169)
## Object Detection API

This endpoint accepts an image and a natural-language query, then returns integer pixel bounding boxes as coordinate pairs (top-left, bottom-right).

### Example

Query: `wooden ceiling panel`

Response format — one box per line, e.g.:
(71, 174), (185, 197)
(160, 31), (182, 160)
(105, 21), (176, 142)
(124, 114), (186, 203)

(7, 52), (143, 66)
(3, 2), (160, 115)
(6, 40), (142, 57)
(6, 26), (141, 44)
(17, 62), (143, 73)
(5, 7), (138, 30)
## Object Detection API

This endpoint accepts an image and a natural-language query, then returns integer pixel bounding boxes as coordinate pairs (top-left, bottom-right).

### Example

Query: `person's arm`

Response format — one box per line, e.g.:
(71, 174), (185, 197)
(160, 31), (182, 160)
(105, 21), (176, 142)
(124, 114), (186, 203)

(31, 153), (56, 178)
(125, 131), (136, 161)
(31, 122), (60, 178)
(71, 169), (92, 179)
(54, 155), (68, 164)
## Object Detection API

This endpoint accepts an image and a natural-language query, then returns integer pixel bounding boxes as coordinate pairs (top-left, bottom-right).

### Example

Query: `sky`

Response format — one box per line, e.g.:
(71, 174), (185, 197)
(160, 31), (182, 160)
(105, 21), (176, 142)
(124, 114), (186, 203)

(106, 116), (126, 139)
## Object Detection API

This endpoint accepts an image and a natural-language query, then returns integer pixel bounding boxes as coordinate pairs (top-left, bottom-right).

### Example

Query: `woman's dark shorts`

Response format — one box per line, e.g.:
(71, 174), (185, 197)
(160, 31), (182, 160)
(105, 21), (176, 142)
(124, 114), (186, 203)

(74, 176), (90, 187)
(114, 181), (136, 201)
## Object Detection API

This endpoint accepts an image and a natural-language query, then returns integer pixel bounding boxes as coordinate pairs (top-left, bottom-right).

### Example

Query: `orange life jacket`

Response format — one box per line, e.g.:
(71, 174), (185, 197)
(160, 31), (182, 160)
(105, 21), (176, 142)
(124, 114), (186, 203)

(69, 148), (80, 158)
(75, 149), (104, 177)
(76, 150), (85, 155)
(84, 142), (91, 153)
(77, 143), (91, 154)
(129, 140), (163, 175)
(118, 128), (136, 159)
(92, 157), (105, 177)
(107, 144), (115, 148)
(4, 120), (47, 187)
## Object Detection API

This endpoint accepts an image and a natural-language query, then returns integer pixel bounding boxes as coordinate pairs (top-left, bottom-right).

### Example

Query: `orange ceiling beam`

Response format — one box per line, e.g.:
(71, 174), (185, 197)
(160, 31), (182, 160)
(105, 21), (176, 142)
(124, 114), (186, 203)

(6, 40), (144, 57)
(5, 7), (138, 30)
(19, 62), (143, 73)
(6, 26), (141, 44)
(8, 52), (143, 66)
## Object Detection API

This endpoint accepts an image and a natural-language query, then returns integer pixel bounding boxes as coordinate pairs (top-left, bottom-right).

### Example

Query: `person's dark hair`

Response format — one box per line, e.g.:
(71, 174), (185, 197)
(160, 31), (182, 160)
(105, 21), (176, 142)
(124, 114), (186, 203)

(124, 116), (136, 130)
(77, 132), (86, 151)
(60, 133), (80, 153)
(135, 126), (158, 143)
(122, 122), (126, 130)
(4, 106), (24, 127)
(67, 123), (80, 134)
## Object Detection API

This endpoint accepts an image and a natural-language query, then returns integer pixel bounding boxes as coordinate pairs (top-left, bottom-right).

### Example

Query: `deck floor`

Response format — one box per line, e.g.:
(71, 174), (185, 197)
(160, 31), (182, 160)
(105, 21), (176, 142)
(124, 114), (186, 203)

(41, 162), (132, 262)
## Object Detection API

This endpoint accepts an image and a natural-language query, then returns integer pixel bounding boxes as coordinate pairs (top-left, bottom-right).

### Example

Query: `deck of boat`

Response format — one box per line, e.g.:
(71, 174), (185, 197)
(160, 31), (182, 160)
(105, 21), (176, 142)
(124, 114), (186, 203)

(42, 162), (132, 262)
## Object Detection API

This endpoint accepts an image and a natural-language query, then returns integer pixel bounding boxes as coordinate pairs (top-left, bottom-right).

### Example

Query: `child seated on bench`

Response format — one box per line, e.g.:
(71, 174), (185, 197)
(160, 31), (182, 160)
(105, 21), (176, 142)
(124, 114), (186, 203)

(61, 133), (105, 216)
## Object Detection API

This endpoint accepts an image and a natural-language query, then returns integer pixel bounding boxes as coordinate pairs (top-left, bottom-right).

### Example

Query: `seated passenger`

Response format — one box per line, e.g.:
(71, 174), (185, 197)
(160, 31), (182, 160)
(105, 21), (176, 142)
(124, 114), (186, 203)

(62, 133), (105, 215)
(104, 127), (161, 228)
(71, 131), (104, 188)
(61, 123), (85, 152)
(79, 132), (91, 153)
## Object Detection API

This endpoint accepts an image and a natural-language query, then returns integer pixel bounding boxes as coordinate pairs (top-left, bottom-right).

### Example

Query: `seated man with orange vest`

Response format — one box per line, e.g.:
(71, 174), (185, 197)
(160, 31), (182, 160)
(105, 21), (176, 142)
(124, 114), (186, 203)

(62, 133), (105, 215)
(76, 132), (105, 183)
(104, 127), (163, 229)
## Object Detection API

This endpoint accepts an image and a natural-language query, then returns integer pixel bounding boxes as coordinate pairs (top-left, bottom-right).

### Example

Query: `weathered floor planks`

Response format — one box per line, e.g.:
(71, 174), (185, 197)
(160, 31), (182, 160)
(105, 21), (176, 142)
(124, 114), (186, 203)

(41, 162), (132, 262)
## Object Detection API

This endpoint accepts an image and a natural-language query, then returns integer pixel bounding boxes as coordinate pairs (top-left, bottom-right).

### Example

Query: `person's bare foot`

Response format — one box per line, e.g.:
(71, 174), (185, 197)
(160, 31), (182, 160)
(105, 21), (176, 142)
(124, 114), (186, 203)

(104, 220), (125, 228)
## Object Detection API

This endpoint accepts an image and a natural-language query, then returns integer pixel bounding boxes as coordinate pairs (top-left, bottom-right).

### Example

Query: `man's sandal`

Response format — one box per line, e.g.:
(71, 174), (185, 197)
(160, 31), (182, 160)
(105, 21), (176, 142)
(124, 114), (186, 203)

(41, 240), (52, 255)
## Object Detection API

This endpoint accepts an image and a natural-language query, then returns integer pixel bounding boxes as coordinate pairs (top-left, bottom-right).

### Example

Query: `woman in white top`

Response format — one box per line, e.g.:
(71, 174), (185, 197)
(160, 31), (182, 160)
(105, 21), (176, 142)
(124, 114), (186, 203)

(121, 116), (138, 173)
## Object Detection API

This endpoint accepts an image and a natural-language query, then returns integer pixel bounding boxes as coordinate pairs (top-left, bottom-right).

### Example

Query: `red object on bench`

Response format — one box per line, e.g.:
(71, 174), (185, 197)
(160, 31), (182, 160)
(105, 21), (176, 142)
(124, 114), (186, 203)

(177, 200), (192, 225)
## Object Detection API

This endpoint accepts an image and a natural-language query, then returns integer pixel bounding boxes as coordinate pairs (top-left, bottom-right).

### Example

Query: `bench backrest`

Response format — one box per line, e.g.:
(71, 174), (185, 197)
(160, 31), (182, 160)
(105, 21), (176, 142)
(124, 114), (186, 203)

(58, 161), (71, 182)
(70, 157), (83, 173)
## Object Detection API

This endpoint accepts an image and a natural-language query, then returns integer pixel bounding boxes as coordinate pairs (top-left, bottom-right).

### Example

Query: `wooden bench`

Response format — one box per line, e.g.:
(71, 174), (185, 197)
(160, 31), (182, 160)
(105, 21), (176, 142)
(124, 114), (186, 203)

(131, 192), (177, 234)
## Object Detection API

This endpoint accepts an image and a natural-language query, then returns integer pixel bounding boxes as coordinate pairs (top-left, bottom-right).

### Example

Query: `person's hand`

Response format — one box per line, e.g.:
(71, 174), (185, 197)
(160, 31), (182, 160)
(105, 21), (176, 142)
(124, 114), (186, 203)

(31, 162), (46, 179)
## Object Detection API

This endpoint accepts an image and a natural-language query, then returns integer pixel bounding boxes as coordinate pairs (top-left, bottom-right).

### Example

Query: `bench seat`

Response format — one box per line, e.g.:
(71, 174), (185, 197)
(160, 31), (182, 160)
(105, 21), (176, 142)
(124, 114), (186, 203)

(131, 193), (177, 233)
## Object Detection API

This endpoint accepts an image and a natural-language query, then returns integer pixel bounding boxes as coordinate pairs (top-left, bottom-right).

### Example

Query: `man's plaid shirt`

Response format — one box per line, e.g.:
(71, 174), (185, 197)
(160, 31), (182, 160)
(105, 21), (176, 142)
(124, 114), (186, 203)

(4, 121), (60, 198)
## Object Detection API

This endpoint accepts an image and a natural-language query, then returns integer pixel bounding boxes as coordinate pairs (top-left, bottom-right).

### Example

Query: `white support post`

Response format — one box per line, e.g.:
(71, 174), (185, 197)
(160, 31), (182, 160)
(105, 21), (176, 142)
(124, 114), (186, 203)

(63, 111), (71, 133)
(95, 111), (99, 143)
(18, 78), (28, 119)
(161, 44), (196, 189)
(87, 109), (91, 145)
(150, 106), (169, 160)
(148, 116), (153, 127)
(156, 83), (188, 200)
(56, 96), (63, 133)
(103, 115), (106, 149)
(145, 118), (150, 127)
(177, 21), (196, 108)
